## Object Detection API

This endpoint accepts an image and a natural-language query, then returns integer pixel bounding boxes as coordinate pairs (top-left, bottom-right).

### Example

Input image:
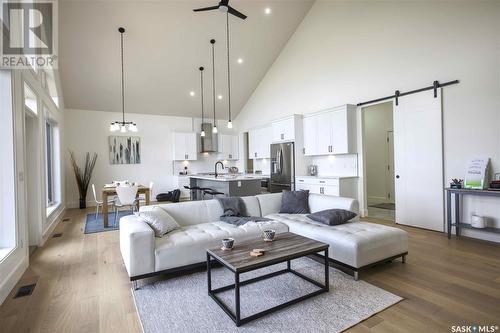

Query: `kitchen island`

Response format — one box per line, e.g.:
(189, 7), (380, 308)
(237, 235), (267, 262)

(189, 175), (265, 199)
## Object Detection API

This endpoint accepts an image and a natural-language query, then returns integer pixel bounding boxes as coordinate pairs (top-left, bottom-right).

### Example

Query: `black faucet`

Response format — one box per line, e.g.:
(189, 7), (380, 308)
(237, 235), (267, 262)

(215, 161), (224, 178)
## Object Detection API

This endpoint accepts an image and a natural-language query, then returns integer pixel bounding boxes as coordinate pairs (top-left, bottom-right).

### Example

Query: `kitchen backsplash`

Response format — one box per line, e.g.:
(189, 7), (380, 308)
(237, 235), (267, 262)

(173, 152), (237, 175)
(308, 154), (358, 177)
(250, 154), (358, 177)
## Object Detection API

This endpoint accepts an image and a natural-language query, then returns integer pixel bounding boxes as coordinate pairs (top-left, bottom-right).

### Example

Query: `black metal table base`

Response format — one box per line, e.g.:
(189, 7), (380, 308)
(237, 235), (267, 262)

(207, 249), (329, 327)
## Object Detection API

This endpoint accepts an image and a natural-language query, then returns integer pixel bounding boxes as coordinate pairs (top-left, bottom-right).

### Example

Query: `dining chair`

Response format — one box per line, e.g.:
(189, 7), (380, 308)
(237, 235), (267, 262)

(114, 185), (139, 225)
(92, 184), (116, 221)
(138, 181), (154, 204)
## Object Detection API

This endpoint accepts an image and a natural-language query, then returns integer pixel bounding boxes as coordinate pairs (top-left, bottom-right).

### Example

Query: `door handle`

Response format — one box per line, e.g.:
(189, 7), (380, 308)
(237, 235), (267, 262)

(396, 175), (400, 179)
(281, 133), (284, 140)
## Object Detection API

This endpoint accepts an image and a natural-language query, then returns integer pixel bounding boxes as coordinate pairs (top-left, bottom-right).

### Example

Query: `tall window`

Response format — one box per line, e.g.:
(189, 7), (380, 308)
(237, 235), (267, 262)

(45, 121), (55, 206)
(0, 70), (16, 258)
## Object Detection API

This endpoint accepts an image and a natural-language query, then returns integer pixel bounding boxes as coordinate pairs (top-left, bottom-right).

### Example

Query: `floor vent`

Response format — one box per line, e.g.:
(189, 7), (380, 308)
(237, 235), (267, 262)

(14, 284), (36, 298)
(52, 233), (63, 238)
(63, 218), (70, 222)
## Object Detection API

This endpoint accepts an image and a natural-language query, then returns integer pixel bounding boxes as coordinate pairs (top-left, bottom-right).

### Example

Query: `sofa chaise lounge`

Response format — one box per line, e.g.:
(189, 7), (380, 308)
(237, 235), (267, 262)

(120, 193), (408, 287)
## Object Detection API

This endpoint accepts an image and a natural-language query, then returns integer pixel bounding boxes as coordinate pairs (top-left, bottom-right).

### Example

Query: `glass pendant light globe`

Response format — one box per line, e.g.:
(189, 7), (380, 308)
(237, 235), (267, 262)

(201, 130), (206, 137)
(120, 125), (127, 133)
(212, 125), (218, 134)
(227, 120), (233, 129)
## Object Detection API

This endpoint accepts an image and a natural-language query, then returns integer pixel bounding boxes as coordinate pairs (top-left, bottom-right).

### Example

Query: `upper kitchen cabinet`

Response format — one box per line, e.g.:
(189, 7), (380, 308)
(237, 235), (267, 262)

(272, 114), (302, 143)
(173, 132), (197, 161)
(218, 134), (239, 160)
(248, 126), (272, 159)
(303, 104), (357, 156)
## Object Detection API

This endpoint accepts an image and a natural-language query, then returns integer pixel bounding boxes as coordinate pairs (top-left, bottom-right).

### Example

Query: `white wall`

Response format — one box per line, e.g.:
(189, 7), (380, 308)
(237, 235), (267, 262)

(234, 1), (500, 241)
(363, 102), (393, 204)
(64, 109), (237, 207)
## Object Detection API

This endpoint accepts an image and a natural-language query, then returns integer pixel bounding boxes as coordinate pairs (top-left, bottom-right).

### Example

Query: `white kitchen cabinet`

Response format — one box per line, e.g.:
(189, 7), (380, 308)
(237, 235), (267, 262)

(173, 132), (197, 161)
(295, 176), (357, 199)
(303, 105), (356, 156)
(272, 116), (297, 142)
(248, 126), (272, 159)
(218, 134), (239, 160)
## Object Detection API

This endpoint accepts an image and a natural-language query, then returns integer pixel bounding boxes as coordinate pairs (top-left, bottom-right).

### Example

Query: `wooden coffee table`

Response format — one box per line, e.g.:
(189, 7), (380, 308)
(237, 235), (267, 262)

(206, 232), (329, 327)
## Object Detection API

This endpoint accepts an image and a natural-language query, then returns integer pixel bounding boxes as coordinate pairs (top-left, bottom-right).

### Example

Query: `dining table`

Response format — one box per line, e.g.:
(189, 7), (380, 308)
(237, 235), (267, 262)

(101, 185), (151, 228)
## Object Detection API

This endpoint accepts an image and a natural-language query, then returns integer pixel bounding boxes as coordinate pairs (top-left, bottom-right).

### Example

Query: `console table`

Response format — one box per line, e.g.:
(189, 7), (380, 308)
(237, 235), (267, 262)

(445, 188), (500, 239)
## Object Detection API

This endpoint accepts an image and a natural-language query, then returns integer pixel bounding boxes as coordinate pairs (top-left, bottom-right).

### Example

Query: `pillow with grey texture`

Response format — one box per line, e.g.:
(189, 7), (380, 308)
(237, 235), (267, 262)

(307, 209), (357, 226)
(135, 207), (180, 237)
(279, 190), (310, 214)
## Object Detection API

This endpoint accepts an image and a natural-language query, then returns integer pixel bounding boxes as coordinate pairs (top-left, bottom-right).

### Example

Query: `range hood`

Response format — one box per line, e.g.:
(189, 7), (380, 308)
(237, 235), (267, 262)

(200, 123), (218, 153)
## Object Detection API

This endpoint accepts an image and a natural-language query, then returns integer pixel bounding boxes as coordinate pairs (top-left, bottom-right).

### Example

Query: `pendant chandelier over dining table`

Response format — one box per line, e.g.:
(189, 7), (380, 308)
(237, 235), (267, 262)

(110, 27), (138, 133)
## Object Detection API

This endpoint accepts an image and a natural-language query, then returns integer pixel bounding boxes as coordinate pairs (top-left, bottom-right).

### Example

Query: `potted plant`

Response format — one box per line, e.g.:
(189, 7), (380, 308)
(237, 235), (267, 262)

(69, 151), (98, 209)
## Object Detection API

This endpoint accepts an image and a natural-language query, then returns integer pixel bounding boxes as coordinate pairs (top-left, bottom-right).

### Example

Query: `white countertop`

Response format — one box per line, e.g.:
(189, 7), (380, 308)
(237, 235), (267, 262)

(189, 174), (267, 182)
(296, 175), (359, 179)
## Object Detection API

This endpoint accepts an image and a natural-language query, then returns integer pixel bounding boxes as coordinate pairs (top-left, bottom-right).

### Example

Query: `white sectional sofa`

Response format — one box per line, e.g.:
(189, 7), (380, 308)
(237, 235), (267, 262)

(120, 193), (408, 286)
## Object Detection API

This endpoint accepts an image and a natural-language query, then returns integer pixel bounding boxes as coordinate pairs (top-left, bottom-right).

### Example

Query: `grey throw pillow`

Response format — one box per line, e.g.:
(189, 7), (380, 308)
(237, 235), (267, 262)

(307, 209), (357, 226)
(279, 190), (310, 214)
(135, 206), (180, 237)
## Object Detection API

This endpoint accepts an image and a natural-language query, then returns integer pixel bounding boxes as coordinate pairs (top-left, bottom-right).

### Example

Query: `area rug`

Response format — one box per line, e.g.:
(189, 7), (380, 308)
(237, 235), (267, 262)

(369, 202), (396, 210)
(133, 257), (403, 333)
(84, 211), (133, 234)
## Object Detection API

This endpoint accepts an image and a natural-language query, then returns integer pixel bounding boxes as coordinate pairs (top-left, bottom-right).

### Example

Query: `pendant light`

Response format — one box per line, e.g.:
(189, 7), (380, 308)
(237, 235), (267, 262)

(225, 12), (233, 129)
(199, 66), (206, 137)
(210, 39), (218, 134)
(110, 27), (137, 133)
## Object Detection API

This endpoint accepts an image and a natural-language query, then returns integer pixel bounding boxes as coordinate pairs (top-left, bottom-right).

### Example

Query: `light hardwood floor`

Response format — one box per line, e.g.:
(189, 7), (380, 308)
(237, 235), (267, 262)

(0, 208), (499, 333)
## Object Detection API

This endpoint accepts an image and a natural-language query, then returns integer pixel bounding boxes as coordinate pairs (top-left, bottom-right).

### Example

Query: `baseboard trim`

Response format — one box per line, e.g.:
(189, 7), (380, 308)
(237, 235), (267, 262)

(367, 196), (389, 205)
(41, 206), (65, 246)
(0, 254), (29, 305)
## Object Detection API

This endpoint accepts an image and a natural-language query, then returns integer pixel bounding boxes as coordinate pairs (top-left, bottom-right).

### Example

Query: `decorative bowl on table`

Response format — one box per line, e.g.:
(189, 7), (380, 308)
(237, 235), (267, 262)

(221, 238), (234, 250)
(262, 229), (276, 242)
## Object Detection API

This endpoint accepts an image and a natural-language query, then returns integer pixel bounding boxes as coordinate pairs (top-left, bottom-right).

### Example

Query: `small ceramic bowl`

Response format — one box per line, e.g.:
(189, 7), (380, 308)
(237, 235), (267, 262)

(262, 229), (276, 242)
(222, 238), (234, 249)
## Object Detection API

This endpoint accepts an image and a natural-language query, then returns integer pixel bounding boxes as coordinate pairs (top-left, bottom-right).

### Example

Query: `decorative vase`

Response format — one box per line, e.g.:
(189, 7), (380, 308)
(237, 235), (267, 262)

(79, 197), (86, 209)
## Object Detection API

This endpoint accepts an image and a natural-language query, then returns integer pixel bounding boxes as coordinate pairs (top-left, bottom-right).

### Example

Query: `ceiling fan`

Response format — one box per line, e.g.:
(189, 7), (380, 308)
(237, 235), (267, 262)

(193, 0), (247, 20)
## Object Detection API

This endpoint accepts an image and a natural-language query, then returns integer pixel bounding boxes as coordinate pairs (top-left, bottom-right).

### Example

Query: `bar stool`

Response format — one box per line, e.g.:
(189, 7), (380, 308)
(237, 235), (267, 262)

(184, 186), (212, 200)
(184, 185), (200, 201)
(203, 189), (225, 199)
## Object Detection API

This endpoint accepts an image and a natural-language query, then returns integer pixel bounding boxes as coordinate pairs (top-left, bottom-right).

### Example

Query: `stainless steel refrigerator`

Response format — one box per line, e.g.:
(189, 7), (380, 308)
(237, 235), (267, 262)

(270, 142), (295, 193)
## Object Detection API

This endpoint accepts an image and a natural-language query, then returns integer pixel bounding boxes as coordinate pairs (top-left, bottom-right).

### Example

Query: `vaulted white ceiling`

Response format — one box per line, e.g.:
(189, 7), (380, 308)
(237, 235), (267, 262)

(59, 0), (314, 119)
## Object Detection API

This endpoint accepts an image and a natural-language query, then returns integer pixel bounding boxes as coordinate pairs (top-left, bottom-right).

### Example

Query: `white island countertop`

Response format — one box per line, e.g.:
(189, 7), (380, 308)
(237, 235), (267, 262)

(296, 175), (359, 179)
(189, 174), (268, 182)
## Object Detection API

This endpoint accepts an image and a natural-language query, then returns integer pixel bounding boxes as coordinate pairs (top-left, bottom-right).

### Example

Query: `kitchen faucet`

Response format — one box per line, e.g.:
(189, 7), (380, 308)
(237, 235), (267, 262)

(214, 161), (224, 178)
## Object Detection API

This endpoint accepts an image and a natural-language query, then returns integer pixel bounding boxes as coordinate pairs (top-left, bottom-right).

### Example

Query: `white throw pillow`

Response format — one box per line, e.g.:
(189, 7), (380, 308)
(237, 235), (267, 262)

(135, 207), (180, 237)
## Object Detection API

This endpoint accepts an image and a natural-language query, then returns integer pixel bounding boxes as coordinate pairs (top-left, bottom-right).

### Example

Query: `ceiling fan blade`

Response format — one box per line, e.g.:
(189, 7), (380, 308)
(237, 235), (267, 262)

(193, 5), (219, 12)
(227, 6), (247, 19)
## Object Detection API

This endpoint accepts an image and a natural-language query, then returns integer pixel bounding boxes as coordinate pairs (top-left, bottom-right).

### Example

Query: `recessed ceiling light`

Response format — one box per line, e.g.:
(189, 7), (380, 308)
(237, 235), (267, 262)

(189, 91), (195, 96)
(237, 58), (243, 64)
(264, 7), (271, 15)
(218, 95), (223, 100)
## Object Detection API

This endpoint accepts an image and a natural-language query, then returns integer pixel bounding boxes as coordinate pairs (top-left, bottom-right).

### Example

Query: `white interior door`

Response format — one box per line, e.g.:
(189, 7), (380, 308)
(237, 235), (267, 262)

(394, 89), (444, 231)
